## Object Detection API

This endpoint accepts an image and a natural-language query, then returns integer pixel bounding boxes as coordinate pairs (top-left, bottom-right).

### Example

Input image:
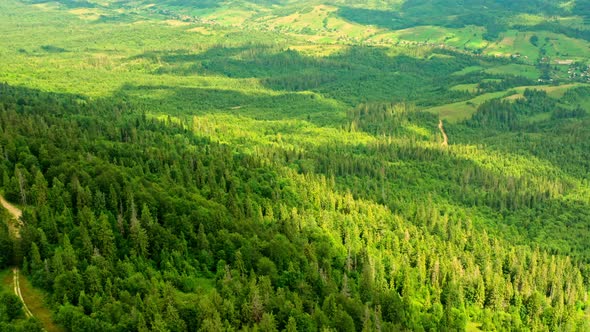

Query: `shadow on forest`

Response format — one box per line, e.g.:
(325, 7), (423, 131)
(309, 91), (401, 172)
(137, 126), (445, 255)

(114, 83), (347, 125)
(112, 81), (590, 242)
(129, 45), (477, 106)
(335, 0), (565, 34)
(156, 0), (221, 9)
(301, 132), (590, 261)
(120, 45), (589, 186)
(447, 118), (590, 184)
(23, 0), (96, 9)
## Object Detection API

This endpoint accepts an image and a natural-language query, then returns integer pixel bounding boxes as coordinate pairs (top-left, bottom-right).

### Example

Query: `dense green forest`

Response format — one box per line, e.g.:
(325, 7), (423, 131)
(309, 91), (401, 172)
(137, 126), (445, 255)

(0, 0), (590, 331)
(1, 81), (589, 331)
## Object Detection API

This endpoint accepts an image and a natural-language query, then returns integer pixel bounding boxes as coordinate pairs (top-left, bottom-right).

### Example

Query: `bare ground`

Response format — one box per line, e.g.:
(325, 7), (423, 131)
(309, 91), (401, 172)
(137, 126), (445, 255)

(438, 119), (449, 146)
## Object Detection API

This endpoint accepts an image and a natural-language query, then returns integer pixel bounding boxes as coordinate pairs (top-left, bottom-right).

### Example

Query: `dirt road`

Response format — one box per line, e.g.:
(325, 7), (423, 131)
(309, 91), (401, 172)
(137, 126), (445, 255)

(1, 196), (38, 324)
(13, 268), (33, 317)
(0, 196), (22, 221)
(438, 119), (448, 146)
(0, 195), (23, 238)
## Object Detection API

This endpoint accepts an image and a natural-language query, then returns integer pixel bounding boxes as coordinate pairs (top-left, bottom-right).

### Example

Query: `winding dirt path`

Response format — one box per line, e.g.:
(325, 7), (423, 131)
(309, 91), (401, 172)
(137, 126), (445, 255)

(1, 196), (35, 322)
(438, 119), (448, 147)
(0, 196), (23, 238)
(1, 196), (56, 331)
(0, 196), (22, 221)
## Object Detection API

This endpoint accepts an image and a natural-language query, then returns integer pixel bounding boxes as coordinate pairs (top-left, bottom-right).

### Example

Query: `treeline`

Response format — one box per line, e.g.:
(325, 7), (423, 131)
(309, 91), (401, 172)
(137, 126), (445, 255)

(477, 77), (537, 94)
(346, 102), (438, 138)
(140, 45), (478, 107)
(465, 89), (581, 130)
(453, 87), (590, 182)
(515, 22), (590, 43)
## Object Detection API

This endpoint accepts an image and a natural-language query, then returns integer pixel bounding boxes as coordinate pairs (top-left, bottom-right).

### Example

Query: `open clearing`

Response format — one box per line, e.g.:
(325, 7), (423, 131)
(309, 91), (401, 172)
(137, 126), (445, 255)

(450, 83), (479, 93)
(507, 83), (587, 99)
(425, 91), (512, 122)
(429, 83), (588, 122)
(484, 64), (541, 80)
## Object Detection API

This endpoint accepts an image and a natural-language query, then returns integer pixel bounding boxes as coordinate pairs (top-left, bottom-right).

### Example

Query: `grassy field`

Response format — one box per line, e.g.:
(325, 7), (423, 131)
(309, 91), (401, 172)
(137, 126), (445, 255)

(484, 64), (541, 79)
(428, 82), (589, 122)
(36, 0), (587, 66)
(17, 273), (64, 332)
(484, 29), (590, 61)
(452, 65), (484, 76)
(0, 269), (12, 292)
(501, 83), (588, 100)
(450, 83), (480, 93)
(425, 91), (514, 122)
(485, 30), (541, 59)
(514, 83), (587, 98)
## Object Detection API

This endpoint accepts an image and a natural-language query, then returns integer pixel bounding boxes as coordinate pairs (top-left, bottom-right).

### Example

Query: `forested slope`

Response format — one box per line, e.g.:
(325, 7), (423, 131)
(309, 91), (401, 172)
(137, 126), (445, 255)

(0, 0), (590, 331)
(0, 81), (589, 330)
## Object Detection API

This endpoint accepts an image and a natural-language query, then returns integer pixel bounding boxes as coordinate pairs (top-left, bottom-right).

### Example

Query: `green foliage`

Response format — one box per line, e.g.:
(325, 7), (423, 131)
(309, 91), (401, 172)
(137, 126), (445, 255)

(0, 292), (23, 321)
(0, 1), (589, 331)
(0, 223), (13, 268)
(0, 79), (588, 330)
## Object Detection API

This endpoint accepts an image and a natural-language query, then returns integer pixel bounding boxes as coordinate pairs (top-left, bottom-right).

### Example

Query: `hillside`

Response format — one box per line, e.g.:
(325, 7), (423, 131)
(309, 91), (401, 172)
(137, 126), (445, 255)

(0, 0), (589, 331)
